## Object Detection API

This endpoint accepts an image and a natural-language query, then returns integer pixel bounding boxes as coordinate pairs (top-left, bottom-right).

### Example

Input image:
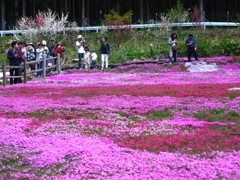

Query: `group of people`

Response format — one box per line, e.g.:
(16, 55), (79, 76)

(76, 35), (110, 70)
(76, 33), (197, 69)
(168, 33), (198, 63)
(7, 33), (198, 85)
(7, 39), (64, 85)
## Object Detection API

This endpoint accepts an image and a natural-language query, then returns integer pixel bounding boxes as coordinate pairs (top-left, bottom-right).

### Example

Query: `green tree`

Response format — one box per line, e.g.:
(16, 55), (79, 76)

(104, 9), (133, 24)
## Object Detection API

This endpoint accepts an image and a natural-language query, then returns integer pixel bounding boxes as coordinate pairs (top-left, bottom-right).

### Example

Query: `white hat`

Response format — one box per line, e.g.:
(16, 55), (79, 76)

(27, 46), (34, 51)
(42, 40), (47, 45)
(77, 35), (83, 39)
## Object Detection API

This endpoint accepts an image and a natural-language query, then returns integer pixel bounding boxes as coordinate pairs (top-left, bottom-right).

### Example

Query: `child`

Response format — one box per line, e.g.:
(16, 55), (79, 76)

(27, 46), (36, 79)
(84, 46), (90, 69)
(27, 46), (36, 71)
(90, 50), (97, 69)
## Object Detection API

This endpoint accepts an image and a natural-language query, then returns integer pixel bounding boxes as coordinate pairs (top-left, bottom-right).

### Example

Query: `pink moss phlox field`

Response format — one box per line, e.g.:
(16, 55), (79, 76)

(0, 56), (240, 179)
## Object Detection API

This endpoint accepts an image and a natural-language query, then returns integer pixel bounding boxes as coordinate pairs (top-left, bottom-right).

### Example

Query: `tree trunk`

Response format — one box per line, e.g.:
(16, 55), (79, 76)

(72, 0), (75, 21)
(82, 0), (85, 27)
(129, 2), (132, 24)
(87, 0), (89, 25)
(33, 0), (36, 17)
(140, 0), (143, 22)
(13, 0), (18, 27)
(199, 0), (204, 22)
(1, 0), (6, 30)
(147, 1), (150, 22)
(116, 1), (120, 14)
(65, 0), (68, 14)
(22, 0), (26, 17)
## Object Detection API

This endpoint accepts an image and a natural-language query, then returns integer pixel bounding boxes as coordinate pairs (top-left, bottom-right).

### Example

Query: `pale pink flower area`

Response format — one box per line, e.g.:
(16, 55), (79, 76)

(0, 57), (240, 179)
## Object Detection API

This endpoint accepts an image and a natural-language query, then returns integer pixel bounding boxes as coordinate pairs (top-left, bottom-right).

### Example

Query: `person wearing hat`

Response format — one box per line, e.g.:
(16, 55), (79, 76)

(27, 46), (36, 72)
(185, 34), (198, 62)
(76, 35), (85, 69)
(49, 38), (56, 57)
(42, 40), (49, 59)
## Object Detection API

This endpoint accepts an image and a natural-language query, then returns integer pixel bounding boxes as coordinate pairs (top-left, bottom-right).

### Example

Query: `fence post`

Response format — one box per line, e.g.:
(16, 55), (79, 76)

(23, 58), (27, 83)
(2, 60), (6, 87)
(57, 53), (61, 74)
(43, 56), (46, 78)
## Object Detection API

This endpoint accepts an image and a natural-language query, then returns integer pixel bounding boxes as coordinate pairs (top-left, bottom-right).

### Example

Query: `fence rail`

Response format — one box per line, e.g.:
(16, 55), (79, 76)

(1, 22), (240, 36)
(0, 54), (61, 87)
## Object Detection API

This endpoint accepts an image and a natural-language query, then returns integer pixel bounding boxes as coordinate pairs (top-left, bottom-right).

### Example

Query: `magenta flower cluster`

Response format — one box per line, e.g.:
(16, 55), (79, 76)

(0, 56), (240, 179)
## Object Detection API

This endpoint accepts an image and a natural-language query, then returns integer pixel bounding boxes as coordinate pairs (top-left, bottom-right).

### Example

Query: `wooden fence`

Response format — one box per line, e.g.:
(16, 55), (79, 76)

(0, 54), (61, 87)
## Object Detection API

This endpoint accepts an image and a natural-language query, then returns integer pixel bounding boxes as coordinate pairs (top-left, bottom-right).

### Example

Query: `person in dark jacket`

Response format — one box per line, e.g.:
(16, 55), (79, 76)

(16, 41), (25, 83)
(7, 41), (21, 85)
(99, 37), (110, 70)
(185, 34), (198, 62)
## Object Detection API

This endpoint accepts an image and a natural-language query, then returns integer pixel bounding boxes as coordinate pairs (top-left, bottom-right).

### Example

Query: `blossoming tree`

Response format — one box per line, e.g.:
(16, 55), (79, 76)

(14, 9), (77, 42)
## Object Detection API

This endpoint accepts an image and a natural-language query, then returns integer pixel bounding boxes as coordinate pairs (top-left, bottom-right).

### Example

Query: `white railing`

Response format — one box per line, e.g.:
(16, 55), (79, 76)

(1, 22), (240, 37)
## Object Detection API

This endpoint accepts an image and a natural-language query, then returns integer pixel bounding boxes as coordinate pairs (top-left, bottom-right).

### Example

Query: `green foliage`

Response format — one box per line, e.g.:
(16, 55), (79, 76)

(146, 110), (173, 120)
(0, 36), (12, 64)
(160, 0), (189, 24)
(194, 109), (240, 123)
(197, 39), (216, 57)
(214, 38), (239, 56)
(1, 28), (240, 65)
(104, 9), (133, 24)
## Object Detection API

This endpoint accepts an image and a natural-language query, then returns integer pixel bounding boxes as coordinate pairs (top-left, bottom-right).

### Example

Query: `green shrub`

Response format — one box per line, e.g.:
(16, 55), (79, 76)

(217, 38), (237, 56)
(1, 28), (240, 65)
(146, 110), (173, 120)
(194, 109), (240, 123)
(104, 9), (133, 24)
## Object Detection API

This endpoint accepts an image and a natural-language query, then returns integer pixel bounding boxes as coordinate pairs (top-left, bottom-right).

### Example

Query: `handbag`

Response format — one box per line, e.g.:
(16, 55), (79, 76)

(172, 45), (180, 51)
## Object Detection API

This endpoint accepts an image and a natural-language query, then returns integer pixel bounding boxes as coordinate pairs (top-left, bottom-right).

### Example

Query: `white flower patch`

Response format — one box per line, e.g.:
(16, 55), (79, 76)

(228, 87), (240, 91)
(185, 62), (220, 72)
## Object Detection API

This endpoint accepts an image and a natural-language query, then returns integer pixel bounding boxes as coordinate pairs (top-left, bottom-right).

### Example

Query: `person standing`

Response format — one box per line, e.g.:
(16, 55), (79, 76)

(99, 37), (110, 70)
(16, 41), (25, 83)
(36, 42), (44, 77)
(54, 43), (65, 58)
(185, 34), (198, 62)
(76, 35), (85, 69)
(168, 33), (178, 63)
(7, 41), (20, 85)
(27, 46), (36, 72)
(42, 40), (49, 55)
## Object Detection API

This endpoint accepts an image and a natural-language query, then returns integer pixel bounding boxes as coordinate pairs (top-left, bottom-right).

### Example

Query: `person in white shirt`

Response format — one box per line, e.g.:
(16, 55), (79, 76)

(36, 42), (44, 77)
(42, 40), (49, 56)
(168, 33), (178, 64)
(91, 50), (97, 69)
(76, 35), (85, 69)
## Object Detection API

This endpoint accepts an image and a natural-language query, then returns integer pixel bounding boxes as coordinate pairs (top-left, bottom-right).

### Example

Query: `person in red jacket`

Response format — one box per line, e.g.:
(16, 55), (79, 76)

(54, 43), (65, 58)
(54, 43), (65, 70)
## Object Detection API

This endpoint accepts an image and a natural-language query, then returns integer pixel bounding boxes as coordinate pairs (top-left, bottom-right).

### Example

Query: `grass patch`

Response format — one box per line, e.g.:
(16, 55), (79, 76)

(194, 109), (240, 123)
(117, 110), (173, 122)
(146, 110), (173, 121)
(228, 91), (240, 100)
